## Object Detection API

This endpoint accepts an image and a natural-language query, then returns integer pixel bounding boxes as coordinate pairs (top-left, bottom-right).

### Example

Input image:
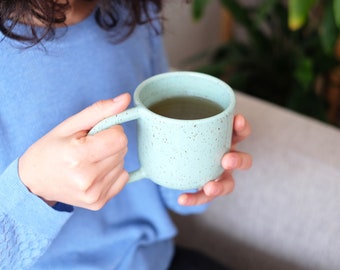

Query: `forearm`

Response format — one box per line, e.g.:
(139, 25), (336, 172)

(0, 159), (73, 269)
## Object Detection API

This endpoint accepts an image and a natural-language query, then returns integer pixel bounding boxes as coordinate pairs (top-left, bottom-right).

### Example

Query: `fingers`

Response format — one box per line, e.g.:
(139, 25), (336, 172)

(232, 114), (251, 145)
(18, 94), (132, 211)
(85, 125), (128, 162)
(203, 172), (235, 197)
(55, 93), (131, 135)
(84, 147), (127, 185)
(177, 151), (252, 206)
(177, 114), (252, 207)
(222, 151), (252, 171)
(64, 153), (128, 210)
(104, 170), (130, 202)
(80, 169), (129, 211)
(178, 172), (235, 206)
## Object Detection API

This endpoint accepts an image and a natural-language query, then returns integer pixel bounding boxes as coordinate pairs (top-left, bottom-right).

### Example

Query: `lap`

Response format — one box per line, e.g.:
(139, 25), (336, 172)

(169, 246), (230, 270)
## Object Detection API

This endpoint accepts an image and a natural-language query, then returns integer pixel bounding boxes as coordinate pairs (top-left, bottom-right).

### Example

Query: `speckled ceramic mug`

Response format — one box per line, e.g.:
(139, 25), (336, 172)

(89, 71), (235, 190)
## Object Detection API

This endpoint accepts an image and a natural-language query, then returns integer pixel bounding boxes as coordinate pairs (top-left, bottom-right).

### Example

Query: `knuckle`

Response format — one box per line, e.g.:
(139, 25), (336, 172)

(108, 171), (129, 197)
(118, 170), (129, 185)
(104, 126), (128, 153)
(87, 202), (105, 211)
(239, 153), (252, 170)
(120, 132), (128, 148)
(222, 178), (235, 195)
(83, 191), (101, 206)
(245, 154), (253, 168)
(112, 127), (128, 148)
(65, 139), (91, 169)
(92, 99), (108, 112)
(74, 174), (93, 192)
(121, 170), (129, 180)
(121, 145), (128, 157)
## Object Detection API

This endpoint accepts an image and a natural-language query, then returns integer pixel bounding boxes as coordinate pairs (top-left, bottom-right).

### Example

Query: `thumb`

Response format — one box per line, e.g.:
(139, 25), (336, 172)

(56, 93), (131, 135)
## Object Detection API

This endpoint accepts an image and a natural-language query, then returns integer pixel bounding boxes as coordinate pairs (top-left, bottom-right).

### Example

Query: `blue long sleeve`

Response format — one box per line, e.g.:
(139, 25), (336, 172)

(0, 159), (72, 269)
(0, 9), (208, 269)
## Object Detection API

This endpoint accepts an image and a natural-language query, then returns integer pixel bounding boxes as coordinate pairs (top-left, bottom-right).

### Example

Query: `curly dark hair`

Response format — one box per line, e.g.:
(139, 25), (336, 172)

(0, 0), (163, 45)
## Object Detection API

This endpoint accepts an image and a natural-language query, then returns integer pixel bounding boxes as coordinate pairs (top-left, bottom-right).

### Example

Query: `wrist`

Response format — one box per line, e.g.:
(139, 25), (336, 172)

(18, 155), (56, 207)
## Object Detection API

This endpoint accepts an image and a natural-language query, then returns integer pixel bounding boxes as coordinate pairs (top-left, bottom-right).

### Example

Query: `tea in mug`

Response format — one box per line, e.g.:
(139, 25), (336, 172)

(148, 96), (223, 120)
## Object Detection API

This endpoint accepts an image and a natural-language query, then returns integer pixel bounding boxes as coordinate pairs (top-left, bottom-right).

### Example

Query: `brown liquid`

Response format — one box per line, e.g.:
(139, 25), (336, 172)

(148, 96), (223, 120)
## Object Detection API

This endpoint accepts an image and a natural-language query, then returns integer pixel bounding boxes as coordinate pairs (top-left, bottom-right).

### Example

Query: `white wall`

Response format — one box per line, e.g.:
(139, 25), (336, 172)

(162, 0), (223, 70)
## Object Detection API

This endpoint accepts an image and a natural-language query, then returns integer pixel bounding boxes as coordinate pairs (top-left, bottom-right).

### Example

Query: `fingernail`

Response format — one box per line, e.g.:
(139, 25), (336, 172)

(113, 94), (125, 103)
(224, 154), (238, 169)
(209, 186), (220, 196)
(178, 194), (188, 205)
(236, 115), (245, 130)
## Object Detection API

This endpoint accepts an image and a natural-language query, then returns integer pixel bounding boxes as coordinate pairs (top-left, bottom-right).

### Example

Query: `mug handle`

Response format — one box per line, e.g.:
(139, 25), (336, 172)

(88, 107), (146, 183)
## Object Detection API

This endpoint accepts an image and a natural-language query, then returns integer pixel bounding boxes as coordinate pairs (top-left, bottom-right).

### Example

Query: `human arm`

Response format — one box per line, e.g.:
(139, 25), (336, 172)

(0, 159), (74, 269)
(18, 93), (131, 210)
(0, 94), (131, 269)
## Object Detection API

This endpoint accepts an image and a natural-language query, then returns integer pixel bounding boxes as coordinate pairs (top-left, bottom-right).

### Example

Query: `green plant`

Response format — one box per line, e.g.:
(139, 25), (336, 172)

(191, 0), (340, 124)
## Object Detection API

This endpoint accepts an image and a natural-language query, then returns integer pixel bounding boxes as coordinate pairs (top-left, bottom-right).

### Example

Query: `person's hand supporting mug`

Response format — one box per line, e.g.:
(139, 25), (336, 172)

(178, 114), (252, 206)
(18, 94), (131, 210)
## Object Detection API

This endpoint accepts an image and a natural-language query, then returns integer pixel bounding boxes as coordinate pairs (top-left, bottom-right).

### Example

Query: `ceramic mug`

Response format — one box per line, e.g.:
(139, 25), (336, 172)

(89, 71), (236, 190)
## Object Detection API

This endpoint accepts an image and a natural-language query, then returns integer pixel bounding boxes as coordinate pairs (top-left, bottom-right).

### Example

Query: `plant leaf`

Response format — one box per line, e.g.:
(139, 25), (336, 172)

(288, 0), (316, 30)
(319, 1), (338, 55)
(192, 0), (211, 21)
(254, 0), (278, 26)
(219, 0), (251, 27)
(333, 0), (340, 28)
(219, 0), (267, 46)
(293, 56), (314, 91)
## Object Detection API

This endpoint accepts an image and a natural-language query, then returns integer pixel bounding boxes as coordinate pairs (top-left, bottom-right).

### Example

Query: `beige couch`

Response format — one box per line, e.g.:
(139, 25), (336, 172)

(172, 92), (340, 270)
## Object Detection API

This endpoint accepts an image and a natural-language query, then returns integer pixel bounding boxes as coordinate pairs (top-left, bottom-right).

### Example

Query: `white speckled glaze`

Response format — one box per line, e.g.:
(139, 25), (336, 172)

(89, 71), (235, 190)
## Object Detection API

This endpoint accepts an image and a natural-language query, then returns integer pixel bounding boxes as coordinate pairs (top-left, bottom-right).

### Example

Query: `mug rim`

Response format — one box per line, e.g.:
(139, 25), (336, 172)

(133, 71), (236, 123)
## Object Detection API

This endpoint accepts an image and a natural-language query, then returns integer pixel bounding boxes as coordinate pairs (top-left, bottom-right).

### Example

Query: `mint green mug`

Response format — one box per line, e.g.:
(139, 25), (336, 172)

(89, 72), (235, 190)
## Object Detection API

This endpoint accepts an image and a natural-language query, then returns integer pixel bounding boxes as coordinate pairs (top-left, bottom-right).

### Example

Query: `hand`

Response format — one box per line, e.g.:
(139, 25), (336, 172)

(178, 114), (252, 206)
(19, 93), (131, 210)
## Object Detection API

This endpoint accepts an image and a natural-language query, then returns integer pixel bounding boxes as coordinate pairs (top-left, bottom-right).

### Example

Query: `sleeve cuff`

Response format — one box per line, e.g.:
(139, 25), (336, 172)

(0, 159), (73, 238)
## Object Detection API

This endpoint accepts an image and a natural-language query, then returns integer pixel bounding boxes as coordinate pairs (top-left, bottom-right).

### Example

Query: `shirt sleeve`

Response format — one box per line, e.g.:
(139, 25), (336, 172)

(0, 159), (73, 269)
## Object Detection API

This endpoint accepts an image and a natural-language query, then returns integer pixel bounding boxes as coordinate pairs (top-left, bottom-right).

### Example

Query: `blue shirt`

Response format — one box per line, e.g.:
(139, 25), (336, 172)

(0, 10), (205, 270)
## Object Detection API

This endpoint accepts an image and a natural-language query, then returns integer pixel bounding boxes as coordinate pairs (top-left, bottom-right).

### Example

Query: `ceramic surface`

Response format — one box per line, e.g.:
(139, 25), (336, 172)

(89, 71), (235, 190)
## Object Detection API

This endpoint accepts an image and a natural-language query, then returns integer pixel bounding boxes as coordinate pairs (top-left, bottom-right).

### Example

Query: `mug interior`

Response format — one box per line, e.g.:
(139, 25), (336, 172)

(135, 72), (234, 115)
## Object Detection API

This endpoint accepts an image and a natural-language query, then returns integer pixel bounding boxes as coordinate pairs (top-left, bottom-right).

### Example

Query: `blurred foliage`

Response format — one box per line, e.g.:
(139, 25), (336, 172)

(191, 0), (340, 123)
